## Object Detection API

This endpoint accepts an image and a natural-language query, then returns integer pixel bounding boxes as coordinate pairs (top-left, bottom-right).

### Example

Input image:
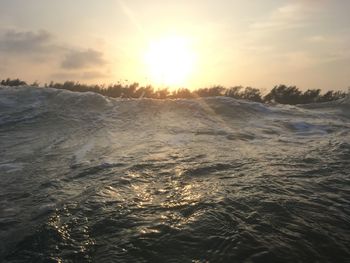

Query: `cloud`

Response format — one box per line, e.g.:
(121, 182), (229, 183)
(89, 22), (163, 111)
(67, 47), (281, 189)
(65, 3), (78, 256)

(241, 1), (342, 63)
(61, 49), (107, 69)
(304, 33), (350, 62)
(0, 29), (108, 68)
(249, 1), (327, 33)
(306, 35), (329, 43)
(81, 70), (110, 79)
(306, 34), (350, 45)
(51, 70), (110, 80)
(250, 5), (303, 32)
(0, 29), (57, 54)
(0, 28), (111, 83)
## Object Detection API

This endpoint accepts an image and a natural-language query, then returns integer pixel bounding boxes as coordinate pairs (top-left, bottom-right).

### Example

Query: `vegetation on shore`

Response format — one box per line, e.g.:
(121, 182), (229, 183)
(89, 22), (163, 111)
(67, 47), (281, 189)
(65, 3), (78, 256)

(1, 78), (348, 105)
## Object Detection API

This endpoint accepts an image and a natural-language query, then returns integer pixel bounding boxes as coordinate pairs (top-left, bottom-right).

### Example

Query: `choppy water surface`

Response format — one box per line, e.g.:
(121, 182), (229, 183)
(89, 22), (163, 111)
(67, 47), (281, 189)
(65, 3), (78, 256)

(0, 86), (349, 262)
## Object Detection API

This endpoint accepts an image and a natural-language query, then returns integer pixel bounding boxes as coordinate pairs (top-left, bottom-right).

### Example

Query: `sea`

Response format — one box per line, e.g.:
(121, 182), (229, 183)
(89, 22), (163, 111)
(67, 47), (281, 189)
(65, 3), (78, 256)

(0, 86), (349, 262)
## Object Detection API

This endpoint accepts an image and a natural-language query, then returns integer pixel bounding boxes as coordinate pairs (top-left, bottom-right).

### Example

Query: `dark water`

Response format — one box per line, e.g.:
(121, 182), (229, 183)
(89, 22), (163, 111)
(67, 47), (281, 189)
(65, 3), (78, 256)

(0, 86), (349, 262)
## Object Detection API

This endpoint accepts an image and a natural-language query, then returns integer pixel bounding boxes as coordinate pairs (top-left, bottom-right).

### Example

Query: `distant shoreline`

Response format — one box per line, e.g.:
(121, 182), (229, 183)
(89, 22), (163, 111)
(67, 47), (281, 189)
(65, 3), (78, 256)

(1, 78), (348, 105)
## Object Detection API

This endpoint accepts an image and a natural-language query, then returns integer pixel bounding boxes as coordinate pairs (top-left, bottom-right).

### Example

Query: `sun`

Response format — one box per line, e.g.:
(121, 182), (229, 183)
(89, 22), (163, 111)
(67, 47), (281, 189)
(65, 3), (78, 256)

(144, 36), (196, 87)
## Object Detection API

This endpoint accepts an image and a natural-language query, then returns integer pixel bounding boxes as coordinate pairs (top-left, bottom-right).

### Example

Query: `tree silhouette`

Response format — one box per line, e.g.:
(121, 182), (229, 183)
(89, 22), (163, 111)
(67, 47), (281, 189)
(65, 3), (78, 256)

(195, 86), (225, 97)
(0, 78), (347, 104)
(172, 88), (194, 98)
(264, 85), (302, 104)
(240, 87), (262, 102)
(1, 78), (27, 86)
(225, 86), (243, 99)
(301, 89), (321, 104)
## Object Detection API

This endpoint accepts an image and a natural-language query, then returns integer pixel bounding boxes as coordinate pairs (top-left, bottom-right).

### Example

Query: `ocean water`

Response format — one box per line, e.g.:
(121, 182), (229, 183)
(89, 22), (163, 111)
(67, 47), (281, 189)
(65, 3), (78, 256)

(0, 86), (349, 262)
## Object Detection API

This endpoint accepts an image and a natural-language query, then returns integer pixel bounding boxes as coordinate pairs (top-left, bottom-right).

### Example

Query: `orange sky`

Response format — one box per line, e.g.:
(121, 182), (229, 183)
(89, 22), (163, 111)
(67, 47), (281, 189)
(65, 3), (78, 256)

(0, 0), (349, 91)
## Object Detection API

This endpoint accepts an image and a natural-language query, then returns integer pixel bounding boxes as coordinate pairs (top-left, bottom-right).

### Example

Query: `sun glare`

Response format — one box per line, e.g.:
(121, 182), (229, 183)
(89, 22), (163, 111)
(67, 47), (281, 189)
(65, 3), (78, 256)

(144, 36), (196, 87)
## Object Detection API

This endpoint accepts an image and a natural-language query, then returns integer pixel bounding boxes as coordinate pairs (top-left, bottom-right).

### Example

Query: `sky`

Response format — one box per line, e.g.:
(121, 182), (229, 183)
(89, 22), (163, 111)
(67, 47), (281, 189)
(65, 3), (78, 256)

(0, 0), (349, 91)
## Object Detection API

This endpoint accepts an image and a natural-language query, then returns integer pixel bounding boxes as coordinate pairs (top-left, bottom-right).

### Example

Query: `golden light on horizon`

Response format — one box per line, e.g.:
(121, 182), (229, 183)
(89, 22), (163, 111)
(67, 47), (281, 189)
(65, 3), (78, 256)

(144, 36), (197, 87)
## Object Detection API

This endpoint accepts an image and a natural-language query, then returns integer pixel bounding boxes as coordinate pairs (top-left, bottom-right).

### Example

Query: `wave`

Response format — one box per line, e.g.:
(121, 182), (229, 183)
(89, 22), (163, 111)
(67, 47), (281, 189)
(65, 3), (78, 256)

(1, 86), (350, 262)
(1, 86), (348, 121)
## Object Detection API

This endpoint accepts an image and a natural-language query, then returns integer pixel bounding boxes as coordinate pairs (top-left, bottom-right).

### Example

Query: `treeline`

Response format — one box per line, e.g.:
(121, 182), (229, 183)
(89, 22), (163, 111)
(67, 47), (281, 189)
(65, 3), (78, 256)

(1, 78), (348, 105)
